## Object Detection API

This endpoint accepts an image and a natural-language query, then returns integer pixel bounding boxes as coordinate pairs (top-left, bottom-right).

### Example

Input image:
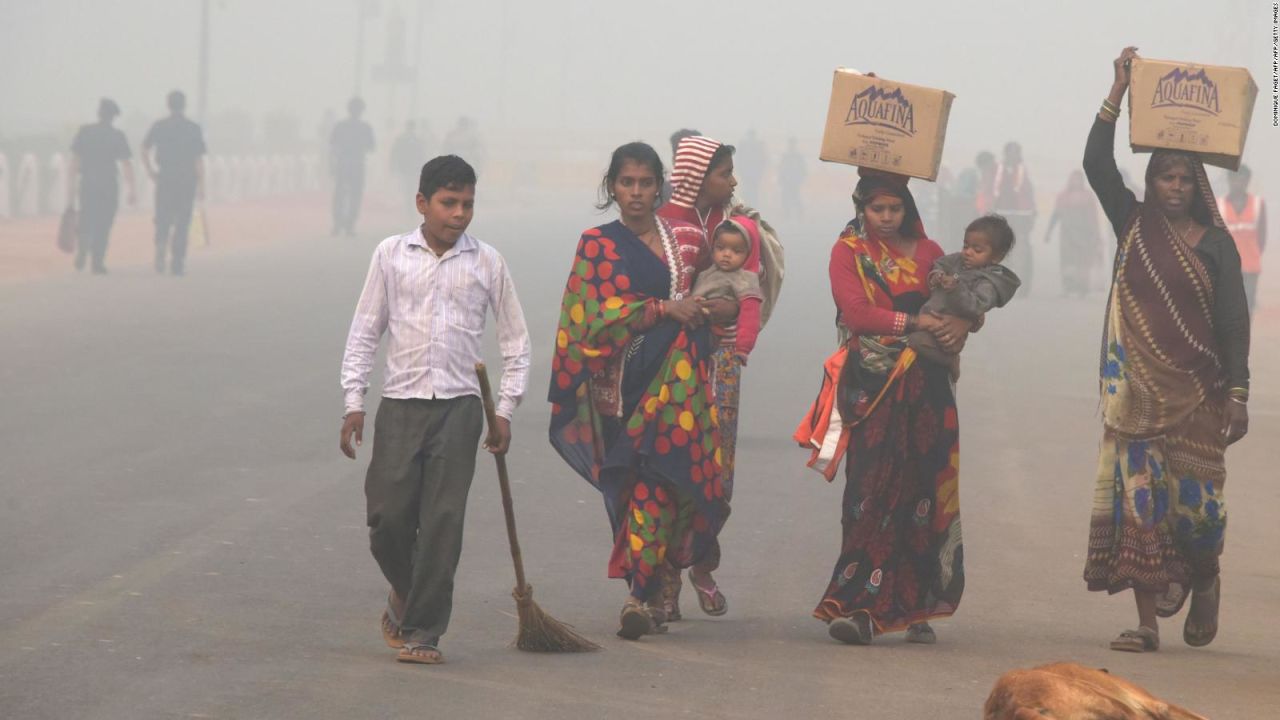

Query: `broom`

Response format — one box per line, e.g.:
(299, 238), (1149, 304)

(475, 363), (600, 652)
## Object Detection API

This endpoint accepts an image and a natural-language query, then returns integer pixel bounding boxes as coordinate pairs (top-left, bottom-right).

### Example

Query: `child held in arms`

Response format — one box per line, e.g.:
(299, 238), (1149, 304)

(908, 214), (1021, 378)
(692, 218), (766, 363)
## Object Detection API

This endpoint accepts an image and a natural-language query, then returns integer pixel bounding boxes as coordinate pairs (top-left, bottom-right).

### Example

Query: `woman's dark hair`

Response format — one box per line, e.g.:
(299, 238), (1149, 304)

(418, 154), (477, 199)
(965, 214), (1016, 258)
(1145, 150), (1214, 227)
(708, 144), (735, 173)
(852, 175), (922, 239)
(597, 142), (664, 211)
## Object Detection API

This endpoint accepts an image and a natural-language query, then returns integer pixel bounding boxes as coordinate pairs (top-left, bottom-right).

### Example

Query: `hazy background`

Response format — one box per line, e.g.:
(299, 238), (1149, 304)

(2, 0), (1273, 227)
(1, 3), (1277, 718)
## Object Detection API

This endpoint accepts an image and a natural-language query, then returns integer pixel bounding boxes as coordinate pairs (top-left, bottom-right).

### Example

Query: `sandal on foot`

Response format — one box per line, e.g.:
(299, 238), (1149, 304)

(828, 611), (874, 645)
(396, 641), (443, 665)
(1155, 584), (1189, 618)
(1184, 576), (1220, 648)
(381, 595), (405, 649)
(688, 570), (728, 617)
(618, 601), (657, 641)
(906, 622), (937, 644)
(1110, 626), (1159, 653)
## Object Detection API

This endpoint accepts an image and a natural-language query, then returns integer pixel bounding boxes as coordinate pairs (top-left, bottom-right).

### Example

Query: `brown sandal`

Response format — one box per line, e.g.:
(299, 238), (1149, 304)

(1184, 576), (1220, 647)
(617, 600), (668, 640)
(381, 609), (404, 649)
(1110, 626), (1159, 653)
(381, 594), (405, 649)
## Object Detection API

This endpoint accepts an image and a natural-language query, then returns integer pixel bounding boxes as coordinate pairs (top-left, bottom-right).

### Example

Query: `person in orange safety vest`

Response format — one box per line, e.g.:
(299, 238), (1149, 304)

(1218, 164), (1267, 315)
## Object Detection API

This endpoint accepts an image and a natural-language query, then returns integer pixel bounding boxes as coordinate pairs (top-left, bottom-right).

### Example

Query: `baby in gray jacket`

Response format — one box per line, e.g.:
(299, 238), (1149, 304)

(909, 214), (1021, 378)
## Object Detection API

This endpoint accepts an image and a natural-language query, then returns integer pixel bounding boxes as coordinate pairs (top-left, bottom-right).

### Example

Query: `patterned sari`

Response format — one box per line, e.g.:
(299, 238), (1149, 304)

(549, 219), (728, 602)
(812, 220), (964, 633)
(1084, 164), (1228, 612)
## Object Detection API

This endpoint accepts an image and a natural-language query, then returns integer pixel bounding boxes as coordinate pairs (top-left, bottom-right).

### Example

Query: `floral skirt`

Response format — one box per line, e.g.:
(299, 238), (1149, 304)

(1083, 402), (1227, 611)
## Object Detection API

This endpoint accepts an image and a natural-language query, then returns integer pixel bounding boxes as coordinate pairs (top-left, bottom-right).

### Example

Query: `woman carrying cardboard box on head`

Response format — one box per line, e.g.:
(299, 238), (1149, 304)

(1081, 47), (1251, 653)
(794, 70), (973, 646)
(796, 165), (974, 646)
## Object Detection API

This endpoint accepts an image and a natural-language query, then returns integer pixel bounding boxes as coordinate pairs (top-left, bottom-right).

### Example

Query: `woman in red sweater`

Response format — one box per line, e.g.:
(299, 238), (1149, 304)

(812, 169), (973, 645)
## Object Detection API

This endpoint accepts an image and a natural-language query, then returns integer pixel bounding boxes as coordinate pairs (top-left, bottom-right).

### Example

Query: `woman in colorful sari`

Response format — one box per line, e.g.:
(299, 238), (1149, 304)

(549, 142), (733, 640)
(655, 135), (785, 620)
(798, 167), (973, 645)
(1082, 48), (1250, 653)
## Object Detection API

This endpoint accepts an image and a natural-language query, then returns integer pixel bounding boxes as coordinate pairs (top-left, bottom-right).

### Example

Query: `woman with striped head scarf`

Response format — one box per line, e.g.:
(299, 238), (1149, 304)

(655, 135), (786, 621)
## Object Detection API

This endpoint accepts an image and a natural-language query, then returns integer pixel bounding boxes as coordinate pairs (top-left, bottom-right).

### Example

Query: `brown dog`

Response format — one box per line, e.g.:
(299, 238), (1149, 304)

(984, 662), (1208, 719)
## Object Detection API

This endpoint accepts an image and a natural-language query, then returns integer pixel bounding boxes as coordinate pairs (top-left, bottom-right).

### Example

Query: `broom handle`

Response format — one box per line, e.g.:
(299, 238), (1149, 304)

(475, 363), (528, 592)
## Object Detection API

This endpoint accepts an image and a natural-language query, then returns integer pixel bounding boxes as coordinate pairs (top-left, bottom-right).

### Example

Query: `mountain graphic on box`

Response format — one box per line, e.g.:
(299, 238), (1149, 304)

(1150, 67), (1220, 115)
(845, 85), (916, 137)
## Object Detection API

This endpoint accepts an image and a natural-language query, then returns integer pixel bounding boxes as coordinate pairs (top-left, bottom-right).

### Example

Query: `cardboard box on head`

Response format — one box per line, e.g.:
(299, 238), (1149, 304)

(1128, 58), (1258, 171)
(820, 69), (955, 182)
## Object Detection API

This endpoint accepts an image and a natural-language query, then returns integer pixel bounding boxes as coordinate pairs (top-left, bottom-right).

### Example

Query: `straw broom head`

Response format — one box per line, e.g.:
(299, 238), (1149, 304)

(475, 362), (600, 653)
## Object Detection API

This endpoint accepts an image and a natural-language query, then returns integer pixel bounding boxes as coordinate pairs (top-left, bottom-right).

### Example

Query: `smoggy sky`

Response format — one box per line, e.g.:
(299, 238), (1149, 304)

(1, 0), (1271, 190)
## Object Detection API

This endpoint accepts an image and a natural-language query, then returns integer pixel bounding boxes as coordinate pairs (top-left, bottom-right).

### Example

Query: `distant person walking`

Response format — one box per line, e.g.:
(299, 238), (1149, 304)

(68, 98), (136, 274)
(390, 121), (428, 190)
(778, 137), (807, 222)
(993, 142), (1036, 294)
(1044, 170), (1103, 297)
(330, 97), (375, 237)
(1217, 164), (1267, 316)
(141, 90), (206, 276)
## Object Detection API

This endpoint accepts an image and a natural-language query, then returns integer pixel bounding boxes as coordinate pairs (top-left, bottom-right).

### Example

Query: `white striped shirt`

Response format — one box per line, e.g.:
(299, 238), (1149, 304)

(341, 227), (531, 420)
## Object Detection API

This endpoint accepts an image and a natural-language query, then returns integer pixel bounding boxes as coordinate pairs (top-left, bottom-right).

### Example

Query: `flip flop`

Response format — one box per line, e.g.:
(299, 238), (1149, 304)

(396, 641), (444, 665)
(688, 570), (727, 617)
(1184, 576), (1220, 647)
(381, 595), (405, 649)
(1109, 626), (1159, 653)
(828, 611), (874, 645)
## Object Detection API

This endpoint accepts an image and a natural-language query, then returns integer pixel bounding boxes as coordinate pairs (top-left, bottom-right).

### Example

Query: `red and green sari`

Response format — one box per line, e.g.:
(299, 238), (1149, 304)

(808, 218), (964, 633)
(549, 218), (728, 602)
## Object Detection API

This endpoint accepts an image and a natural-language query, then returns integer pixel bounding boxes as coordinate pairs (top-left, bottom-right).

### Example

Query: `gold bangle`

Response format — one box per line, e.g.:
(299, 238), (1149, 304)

(1102, 98), (1120, 114)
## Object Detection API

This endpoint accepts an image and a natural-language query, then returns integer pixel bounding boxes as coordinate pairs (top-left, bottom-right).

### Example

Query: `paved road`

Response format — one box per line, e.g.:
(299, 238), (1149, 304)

(1, 201), (1277, 718)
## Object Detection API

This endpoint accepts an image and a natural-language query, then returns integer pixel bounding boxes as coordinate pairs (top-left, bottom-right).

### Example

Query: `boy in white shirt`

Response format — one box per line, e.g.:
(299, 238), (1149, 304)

(339, 155), (531, 665)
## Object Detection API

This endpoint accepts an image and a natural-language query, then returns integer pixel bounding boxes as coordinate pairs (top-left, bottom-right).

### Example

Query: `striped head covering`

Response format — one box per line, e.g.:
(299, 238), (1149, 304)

(669, 135), (724, 209)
